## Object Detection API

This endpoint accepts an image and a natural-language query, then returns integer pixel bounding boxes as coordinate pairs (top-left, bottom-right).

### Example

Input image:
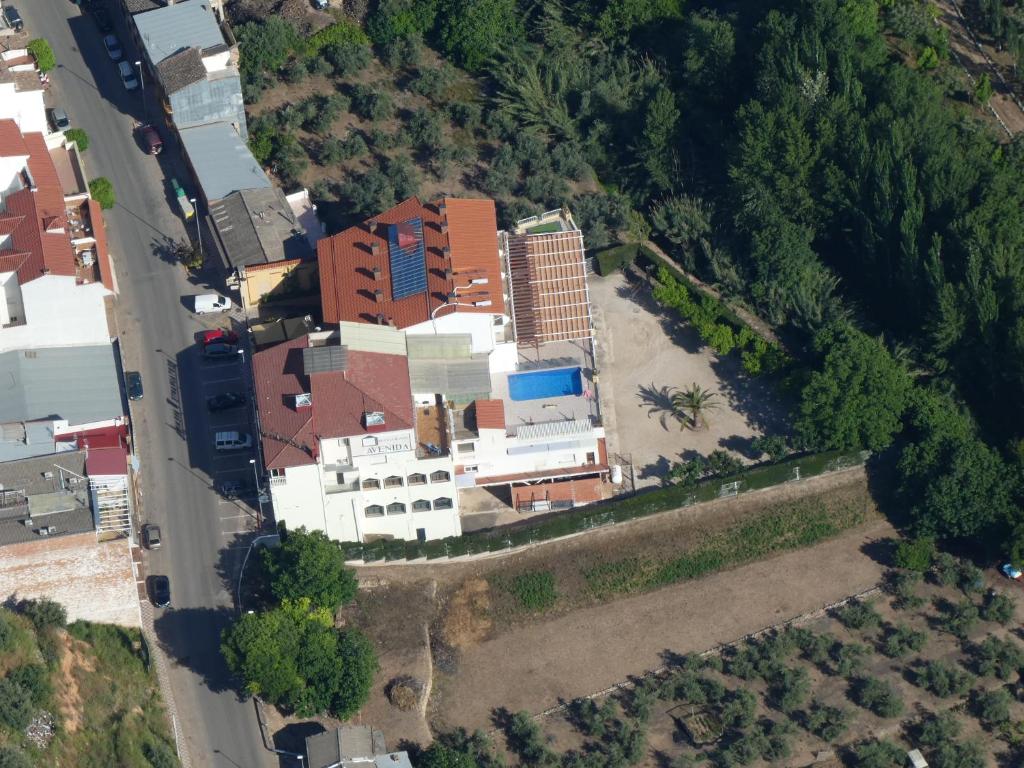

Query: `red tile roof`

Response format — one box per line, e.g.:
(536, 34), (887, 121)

(0, 129), (75, 285)
(0, 120), (28, 158)
(318, 197), (504, 329)
(87, 198), (115, 292)
(474, 399), (505, 431)
(86, 446), (128, 476)
(253, 336), (414, 470)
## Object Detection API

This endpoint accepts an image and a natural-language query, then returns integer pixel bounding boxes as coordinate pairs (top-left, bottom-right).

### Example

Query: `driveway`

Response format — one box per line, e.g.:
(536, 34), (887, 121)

(19, 1), (275, 765)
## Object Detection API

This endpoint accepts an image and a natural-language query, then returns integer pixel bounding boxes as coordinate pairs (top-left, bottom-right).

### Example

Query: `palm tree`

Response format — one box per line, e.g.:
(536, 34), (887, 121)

(671, 384), (720, 430)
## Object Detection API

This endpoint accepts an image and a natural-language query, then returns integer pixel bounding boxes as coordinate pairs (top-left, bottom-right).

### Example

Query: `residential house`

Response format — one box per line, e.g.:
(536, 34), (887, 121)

(304, 725), (412, 768)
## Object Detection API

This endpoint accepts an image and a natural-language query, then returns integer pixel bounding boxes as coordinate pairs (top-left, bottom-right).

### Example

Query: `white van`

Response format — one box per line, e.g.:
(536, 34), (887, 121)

(194, 294), (231, 314)
(118, 61), (139, 90)
(214, 431), (252, 451)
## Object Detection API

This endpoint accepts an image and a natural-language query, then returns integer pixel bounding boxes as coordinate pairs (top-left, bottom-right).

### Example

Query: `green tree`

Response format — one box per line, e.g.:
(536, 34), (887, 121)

(366, 0), (439, 45)
(437, 0), (523, 72)
(236, 18), (299, 97)
(805, 699), (849, 740)
(89, 177), (116, 210)
(0, 680), (33, 729)
(635, 86), (679, 192)
(419, 743), (476, 768)
(882, 623), (926, 658)
(596, 0), (684, 41)
(974, 73), (994, 104)
(796, 324), (912, 451)
(914, 660), (973, 697)
(64, 128), (89, 151)
(27, 39), (56, 73)
(894, 537), (936, 572)
(980, 591), (1015, 624)
(14, 598), (66, 630)
(671, 383), (720, 430)
(221, 598), (377, 717)
(853, 677), (903, 718)
(975, 687), (1012, 727)
(262, 527), (358, 611)
(852, 739), (904, 768)
(917, 45), (940, 69)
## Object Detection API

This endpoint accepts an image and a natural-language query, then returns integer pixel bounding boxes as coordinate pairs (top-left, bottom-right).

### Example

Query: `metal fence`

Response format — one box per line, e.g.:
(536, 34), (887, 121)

(338, 448), (870, 564)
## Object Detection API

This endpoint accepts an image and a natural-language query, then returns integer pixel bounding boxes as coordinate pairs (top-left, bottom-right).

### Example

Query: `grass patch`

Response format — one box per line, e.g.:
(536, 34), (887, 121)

(582, 495), (868, 599)
(526, 221), (563, 234)
(503, 571), (558, 612)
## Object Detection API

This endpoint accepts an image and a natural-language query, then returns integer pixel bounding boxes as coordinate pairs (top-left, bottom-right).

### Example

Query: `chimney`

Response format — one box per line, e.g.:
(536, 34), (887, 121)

(376, 313), (386, 325)
(371, 242), (380, 257)
(367, 218), (378, 233)
(372, 265), (382, 280)
(440, 220), (448, 234)
(444, 268), (453, 280)
(438, 201), (447, 216)
(374, 288), (384, 303)
(442, 246), (451, 259)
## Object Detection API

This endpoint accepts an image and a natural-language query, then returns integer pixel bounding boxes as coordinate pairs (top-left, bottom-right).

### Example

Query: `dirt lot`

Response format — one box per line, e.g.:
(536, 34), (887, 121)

(347, 468), (892, 741)
(589, 271), (790, 488)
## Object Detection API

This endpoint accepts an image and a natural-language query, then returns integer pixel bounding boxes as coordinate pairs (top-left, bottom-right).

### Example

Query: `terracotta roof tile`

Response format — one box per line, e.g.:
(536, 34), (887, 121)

(0, 120), (28, 158)
(253, 337), (414, 470)
(473, 399), (505, 430)
(318, 196), (504, 329)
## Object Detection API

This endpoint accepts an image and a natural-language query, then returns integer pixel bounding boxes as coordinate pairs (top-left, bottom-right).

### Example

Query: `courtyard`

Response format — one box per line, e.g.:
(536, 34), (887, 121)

(589, 269), (789, 488)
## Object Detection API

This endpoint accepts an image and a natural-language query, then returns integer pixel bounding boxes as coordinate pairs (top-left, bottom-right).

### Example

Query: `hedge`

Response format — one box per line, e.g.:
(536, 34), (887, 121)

(305, 21), (370, 57)
(594, 243), (640, 276)
(336, 448), (869, 563)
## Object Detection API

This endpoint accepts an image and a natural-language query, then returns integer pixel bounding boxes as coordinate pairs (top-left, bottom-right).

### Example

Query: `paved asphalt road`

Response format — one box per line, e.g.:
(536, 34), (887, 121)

(20, 1), (278, 765)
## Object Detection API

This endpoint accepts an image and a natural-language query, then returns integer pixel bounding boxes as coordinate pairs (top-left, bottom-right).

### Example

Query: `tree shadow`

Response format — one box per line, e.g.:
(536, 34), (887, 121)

(636, 383), (684, 432)
(214, 530), (273, 611)
(859, 537), (897, 568)
(152, 605), (240, 696)
(638, 456), (673, 482)
(717, 434), (760, 459)
(709, 354), (792, 436)
(272, 721), (324, 767)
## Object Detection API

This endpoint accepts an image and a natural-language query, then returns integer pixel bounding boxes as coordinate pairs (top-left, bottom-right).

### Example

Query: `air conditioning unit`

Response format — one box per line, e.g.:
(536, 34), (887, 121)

(22, 518), (33, 527)
(37, 527), (49, 537)
(46, 526), (56, 535)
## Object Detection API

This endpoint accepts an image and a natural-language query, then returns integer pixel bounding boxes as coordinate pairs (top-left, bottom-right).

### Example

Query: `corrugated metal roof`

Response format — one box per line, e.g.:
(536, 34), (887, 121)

(336, 322), (407, 356)
(179, 122), (270, 202)
(0, 421), (58, 464)
(408, 356), (491, 399)
(135, 0), (225, 64)
(0, 345), (122, 426)
(515, 419), (594, 442)
(170, 73), (246, 137)
(405, 333), (472, 359)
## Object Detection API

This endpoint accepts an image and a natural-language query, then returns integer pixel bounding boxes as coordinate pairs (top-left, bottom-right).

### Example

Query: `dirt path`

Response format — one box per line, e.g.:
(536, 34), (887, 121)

(429, 517), (896, 732)
(934, 0), (1024, 137)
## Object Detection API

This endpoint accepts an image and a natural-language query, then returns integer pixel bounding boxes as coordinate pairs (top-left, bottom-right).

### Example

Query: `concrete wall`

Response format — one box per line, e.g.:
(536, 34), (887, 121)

(0, 153), (29, 194)
(0, 533), (139, 627)
(0, 275), (111, 353)
(461, 425), (603, 479)
(0, 83), (46, 135)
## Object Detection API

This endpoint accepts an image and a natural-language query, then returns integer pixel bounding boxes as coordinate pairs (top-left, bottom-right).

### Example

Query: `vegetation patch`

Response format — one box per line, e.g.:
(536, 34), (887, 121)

(500, 571), (558, 612)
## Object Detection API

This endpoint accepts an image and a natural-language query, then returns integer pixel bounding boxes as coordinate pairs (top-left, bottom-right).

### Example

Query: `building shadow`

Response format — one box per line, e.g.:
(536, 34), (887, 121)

(152, 604), (240, 696)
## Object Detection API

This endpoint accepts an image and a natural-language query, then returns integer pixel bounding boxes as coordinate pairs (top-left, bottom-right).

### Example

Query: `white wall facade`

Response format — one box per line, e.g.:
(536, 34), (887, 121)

(268, 428), (461, 543)
(406, 311), (509, 355)
(455, 422), (605, 483)
(0, 275), (111, 353)
(201, 50), (231, 73)
(0, 83), (46, 136)
(0, 154), (29, 195)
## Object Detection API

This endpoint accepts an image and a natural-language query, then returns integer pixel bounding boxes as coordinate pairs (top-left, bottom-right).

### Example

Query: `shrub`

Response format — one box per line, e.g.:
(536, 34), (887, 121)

(768, 666), (810, 714)
(89, 177), (116, 210)
(407, 107), (445, 149)
(939, 598), (979, 639)
(0, 680), (32, 729)
(894, 537), (936, 571)
(64, 128), (89, 151)
(805, 699), (849, 741)
(980, 591), (1015, 624)
(794, 629), (833, 667)
(832, 641), (869, 678)
(351, 85), (393, 121)
(366, 0), (437, 45)
(306, 94), (350, 135)
(506, 710), (557, 767)
(379, 32), (423, 68)
(851, 739), (904, 768)
(720, 688), (757, 729)
(410, 66), (454, 100)
(930, 739), (985, 768)
(957, 562), (986, 594)
(27, 39), (56, 73)
(0, 747), (32, 768)
(141, 742), (177, 768)
(853, 677), (903, 718)
(886, 569), (925, 610)
(14, 598), (66, 631)
(306, 55), (333, 76)
(932, 552), (959, 586)
(282, 58), (307, 84)
(917, 710), (962, 747)
(386, 676), (422, 711)
(837, 599), (882, 632)
(882, 623), (927, 658)
(324, 40), (373, 77)
(367, 128), (397, 152)
(305, 20), (370, 56)
(316, 137), (345, 166)
(448, 100), (483, 130)
(970, 635), (1024, 679)
(504, 571), (556, 611)
(7, 665), (50, 706)
(594, 244), (639, 276)
(975, 687), (1012, 727)
(914, 660), (973, 697)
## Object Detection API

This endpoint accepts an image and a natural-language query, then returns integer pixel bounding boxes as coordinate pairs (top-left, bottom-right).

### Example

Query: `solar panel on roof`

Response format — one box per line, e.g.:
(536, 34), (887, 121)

(388, 218), (427, 300)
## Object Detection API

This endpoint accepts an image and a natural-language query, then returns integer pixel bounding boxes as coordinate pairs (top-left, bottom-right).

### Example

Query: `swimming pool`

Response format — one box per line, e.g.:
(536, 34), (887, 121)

(508, 367), (584, 401)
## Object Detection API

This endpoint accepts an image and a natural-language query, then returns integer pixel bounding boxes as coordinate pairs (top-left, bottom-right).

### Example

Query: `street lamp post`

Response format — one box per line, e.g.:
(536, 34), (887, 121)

(134, 60), (146, 121)
(188, 197), (202, 259)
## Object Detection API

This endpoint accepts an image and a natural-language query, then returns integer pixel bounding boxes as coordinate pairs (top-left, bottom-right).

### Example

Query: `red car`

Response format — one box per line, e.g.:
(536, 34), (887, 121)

(197, 328), (239, 346)
(138, 124), (163, 155)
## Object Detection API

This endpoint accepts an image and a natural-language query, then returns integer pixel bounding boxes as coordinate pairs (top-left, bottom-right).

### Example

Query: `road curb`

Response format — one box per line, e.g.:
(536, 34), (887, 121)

(139, 602), (194, 768)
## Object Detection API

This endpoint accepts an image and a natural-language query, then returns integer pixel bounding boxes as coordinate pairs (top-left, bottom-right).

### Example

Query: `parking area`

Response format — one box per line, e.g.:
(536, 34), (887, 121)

(590, 270), (789, 487)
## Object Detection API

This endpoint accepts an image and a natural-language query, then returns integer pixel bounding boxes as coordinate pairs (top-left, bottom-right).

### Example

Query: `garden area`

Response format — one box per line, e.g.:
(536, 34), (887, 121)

(418, 546), (1024, 768)
(0, 598), (178, 768)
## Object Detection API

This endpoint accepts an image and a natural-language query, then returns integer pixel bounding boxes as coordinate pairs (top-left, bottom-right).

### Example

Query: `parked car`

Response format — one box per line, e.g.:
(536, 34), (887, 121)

(3, 6), (23, 32)
(198, 328), (239, 346)
(214, 431), (252, 451)
(207, 392), (247, 412)
(139, 124), (162, 155)
(117, 60), (138, 90)
(102, 34), (123, 61)
(92, 7), (112, 32)
(141, 523), (162, 549)
(218, 479), (251, 499)
(203, 342), (238, 360)
(312, 0), (328, 8)
(47, 107), (70, 132)
(194, 294), (231, 314)
(149, 575), (171, 608)
(1002, 563), (1022, 580)
(125, 371), (143, 400)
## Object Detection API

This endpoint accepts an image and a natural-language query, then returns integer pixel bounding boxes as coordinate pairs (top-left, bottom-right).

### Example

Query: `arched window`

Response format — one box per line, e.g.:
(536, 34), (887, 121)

(433, 497), (453, 510)
(384, 475), (404, 488)
(386, 502), (406, 515)
(364, 504), (384, 517)
(361, 478), (381, 490)
(429, 470), (450, 483)
(407, 473), (427, 486)
(412, 499), (431, 512)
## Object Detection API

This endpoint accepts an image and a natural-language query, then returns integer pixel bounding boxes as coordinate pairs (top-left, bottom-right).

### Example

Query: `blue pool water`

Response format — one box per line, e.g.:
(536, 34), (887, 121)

(508, 367), (584, 401)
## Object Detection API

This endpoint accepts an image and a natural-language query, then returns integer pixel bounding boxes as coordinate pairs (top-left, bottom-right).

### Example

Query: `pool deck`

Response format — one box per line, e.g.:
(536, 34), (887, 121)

(491, 338), (600, 432)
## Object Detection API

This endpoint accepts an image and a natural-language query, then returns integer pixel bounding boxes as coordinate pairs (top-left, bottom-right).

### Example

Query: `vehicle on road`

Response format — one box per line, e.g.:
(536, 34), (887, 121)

(48, 107), (70, 132)
(3, 6), (23, 31)
(198, 328), (239, 346)
(149, 575), (171, 608)
(207, 392), (246, 412)
(203, 342), (238, 360)
(125, 371), (143, 400)
(102, 34), (122, 61)
(141, 524), (162, 549)
(218, 479), (251, 499)
(139, 123), (163, 154)
(214, 431), (253, 451)
(194, 294), (231, 314)
(117, 60), (139, 90)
